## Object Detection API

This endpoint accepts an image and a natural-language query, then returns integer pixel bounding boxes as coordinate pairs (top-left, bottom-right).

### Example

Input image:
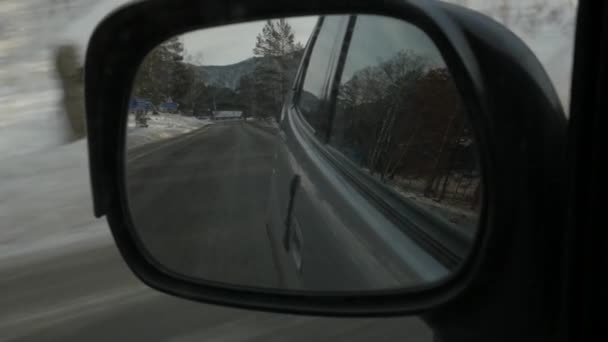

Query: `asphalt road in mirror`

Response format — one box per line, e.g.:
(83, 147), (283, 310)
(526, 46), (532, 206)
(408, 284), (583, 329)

(127, 121), (281, 288)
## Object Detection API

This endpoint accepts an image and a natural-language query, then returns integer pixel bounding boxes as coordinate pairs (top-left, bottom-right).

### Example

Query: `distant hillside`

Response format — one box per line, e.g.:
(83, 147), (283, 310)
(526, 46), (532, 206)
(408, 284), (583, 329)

(194, 57), (260, 90)
(192, 49), (303, 91)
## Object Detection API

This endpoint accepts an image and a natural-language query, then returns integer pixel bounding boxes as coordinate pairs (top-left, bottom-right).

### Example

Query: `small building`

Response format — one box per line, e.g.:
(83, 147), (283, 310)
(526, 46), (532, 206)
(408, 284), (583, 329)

(212, 110), (243, 121)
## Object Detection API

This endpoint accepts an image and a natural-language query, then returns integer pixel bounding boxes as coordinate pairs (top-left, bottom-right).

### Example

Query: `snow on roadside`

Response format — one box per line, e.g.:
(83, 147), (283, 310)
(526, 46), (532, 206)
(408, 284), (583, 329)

(59, 0), (134, 51)
(365, 173), (479, 234)
(0, 140), (112, 265)
(0, 0), (137, 265)
(0, 111), (214, 264)
(398, 190), (478, 234)
(0, 0), (132, 160)
(126, 113), (213, 149)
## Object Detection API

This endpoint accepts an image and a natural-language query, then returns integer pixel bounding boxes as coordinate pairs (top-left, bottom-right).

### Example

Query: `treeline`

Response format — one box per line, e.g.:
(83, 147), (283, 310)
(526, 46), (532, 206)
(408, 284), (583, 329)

(131, 19), (304, 119)
(237, 19), (304, 119)
(132, 37), (192, 108)
(332, 50), (481, 209)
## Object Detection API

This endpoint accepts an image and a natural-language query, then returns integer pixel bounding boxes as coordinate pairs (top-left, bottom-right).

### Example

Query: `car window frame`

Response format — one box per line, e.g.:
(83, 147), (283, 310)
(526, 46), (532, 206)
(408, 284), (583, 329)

(291, 17), (323, 108)
(294, 15), (351, 138)
(323, 15), (357, 142)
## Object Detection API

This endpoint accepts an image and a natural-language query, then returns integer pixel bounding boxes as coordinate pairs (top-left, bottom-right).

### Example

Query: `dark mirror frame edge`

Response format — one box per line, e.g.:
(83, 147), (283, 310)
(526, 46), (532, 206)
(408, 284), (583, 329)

(84, 0), (567, 323)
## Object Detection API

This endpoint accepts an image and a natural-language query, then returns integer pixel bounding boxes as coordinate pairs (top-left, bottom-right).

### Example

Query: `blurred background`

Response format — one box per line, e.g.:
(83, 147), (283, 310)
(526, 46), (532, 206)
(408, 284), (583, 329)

(0, 0), (576, 341)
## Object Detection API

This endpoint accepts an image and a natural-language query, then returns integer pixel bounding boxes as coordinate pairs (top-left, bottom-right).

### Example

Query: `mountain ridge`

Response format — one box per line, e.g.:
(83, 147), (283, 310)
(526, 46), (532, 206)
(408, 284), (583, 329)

(191, 57), (261, 90)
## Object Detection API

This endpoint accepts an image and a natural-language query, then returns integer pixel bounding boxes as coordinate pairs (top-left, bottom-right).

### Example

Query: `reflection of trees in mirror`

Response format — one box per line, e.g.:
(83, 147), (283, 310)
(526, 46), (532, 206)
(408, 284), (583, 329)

(242, 19), (305, 120)
(332, 49), (481, 228)
(133, 37), (187, 106)
(131, 19), (304, 123)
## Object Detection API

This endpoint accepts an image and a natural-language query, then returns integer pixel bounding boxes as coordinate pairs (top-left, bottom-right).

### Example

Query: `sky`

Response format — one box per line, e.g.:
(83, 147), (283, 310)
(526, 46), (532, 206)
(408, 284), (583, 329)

(180, 16), (318, 66)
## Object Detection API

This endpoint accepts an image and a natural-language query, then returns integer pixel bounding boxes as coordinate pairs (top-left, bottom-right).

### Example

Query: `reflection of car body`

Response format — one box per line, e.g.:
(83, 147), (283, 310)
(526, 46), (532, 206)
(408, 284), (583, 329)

(266, 15), (480, 291)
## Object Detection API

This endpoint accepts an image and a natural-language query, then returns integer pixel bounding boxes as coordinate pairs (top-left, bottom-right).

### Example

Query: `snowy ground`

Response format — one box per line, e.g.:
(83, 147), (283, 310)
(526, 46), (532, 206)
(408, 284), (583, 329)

(0, 0), (132, 159)
(398, 191), (478, 233)
(0, 140), (111, 267)
(0, 0), (132, 264)
(360, 171), (479, 232)
(0, 109), (213, 264)
(127, 112), (213, 149)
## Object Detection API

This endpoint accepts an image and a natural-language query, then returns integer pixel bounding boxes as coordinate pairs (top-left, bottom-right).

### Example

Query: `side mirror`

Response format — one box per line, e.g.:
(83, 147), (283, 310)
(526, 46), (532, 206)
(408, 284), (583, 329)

(85, 0), (566, 333)
(126, 13), (480, 290)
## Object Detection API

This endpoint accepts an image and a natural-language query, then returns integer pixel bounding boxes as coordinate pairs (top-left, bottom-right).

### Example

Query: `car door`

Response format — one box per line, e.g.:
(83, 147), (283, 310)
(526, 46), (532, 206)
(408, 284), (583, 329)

(267, 14), (482, 291)
(266, 15), (351, 289)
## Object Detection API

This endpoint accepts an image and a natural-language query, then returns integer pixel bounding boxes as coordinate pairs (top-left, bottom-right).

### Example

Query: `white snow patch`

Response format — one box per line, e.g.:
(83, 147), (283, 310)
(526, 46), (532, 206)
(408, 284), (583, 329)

(398, 191), (478, 231)
(59, 0), (135, 51)
(366, 173), (479, 232)
(0, 140), (112, 262)
(127, 113), (213, 149)
(0, 0), (133, 159)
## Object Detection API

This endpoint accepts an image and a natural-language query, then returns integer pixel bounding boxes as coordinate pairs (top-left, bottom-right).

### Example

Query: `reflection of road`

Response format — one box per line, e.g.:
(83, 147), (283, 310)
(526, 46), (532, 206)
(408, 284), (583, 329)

(127, 121), (280, 288)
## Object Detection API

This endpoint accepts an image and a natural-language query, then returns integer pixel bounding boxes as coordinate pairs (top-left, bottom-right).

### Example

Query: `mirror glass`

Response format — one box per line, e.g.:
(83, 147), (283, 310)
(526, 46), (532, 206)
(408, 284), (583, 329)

(126, 15), (482, 292)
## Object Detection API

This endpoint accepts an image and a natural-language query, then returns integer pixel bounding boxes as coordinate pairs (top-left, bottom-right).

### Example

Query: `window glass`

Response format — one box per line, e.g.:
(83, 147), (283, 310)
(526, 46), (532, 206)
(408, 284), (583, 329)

(330, 15), (482, 228)
(297, 15), (349, 136)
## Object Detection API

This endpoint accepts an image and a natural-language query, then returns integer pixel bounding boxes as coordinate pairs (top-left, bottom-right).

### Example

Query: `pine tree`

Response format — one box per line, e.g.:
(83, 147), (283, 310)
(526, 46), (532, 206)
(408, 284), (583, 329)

(251, 19), (304, 119)
(132, 37), (186, 105)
